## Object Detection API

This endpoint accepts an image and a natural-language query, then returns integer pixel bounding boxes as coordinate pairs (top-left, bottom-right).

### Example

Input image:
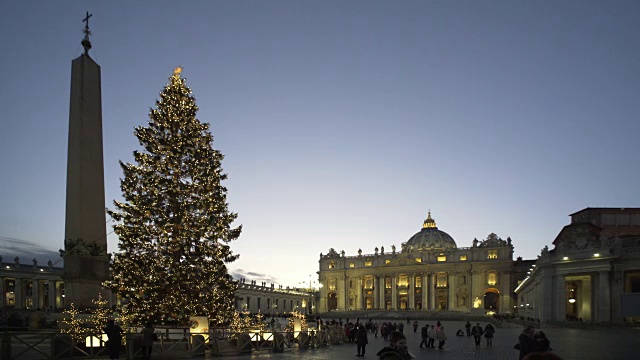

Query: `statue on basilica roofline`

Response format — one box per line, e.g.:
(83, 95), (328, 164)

(391, 245), (396, 254)
(380, 246), (384, 254)
(477, 233), (508, 248)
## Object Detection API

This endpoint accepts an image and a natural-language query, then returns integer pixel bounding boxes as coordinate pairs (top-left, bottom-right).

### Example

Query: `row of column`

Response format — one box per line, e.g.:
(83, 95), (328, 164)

(0, 278), (63, 310)
(363, 273), (453, 311)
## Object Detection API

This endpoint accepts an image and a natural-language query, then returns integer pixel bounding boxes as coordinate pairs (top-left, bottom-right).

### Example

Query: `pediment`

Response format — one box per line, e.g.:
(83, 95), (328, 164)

(552, 223), (601, 253)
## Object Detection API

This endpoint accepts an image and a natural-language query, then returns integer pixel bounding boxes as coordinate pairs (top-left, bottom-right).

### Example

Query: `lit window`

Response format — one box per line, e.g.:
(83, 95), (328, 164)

(365, 278), (373, 289)
(415, 257), (422, 263)
(364, 260), (373, 266)
(385, 259), (391, 264)
(349, 262), (355, 268)
(385, 278), (392, 289)
(398, 276), (408, 286)
(487, 250), (498, 259)
(437, 254), (446, 262)
(459, 255), (467, 261)
(436, 274), (447, 287)
(415, 276), (422, 288)
(487, 272), (497, 286)
(328, 262), (335, 269)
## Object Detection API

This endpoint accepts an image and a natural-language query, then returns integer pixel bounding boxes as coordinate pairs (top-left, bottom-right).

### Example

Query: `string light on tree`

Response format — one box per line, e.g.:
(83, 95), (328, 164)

(104, 67), (241, 326)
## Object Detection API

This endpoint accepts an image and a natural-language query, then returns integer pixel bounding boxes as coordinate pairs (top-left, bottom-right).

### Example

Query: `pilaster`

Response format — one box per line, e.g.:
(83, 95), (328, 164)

(408, 274), (415, 309)
(597, 271), (611, 322)
(430, 274), (436, 310)
(555, 274), (566, 321)
(48, 281), (56, 309)
(391, 277), (397, 310)
(421, 274), (428, 310)
(32, 280), (39, 309)
(356, 277), (363, 310)
(15, 278), (22, 309)
(448, 273), (455, 310)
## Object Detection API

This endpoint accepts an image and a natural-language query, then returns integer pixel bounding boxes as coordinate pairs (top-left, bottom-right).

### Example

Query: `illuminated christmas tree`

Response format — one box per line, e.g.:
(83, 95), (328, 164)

(88, 293), (111, 333)
(105, 67), (241, 326)
(60, 303), (87, 343)
(284, 311), (308, 333)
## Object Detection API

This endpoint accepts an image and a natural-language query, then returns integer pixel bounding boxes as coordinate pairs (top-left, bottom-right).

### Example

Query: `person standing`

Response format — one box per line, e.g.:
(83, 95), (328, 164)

(436, 325), (447, 350)
(471, 322), (483, 346)
(427, 325), (436, 348)
(516, 326), (536, 360)
(412, 321), (418, 333)
(533, 330), (551, 352)
(376, 331), (413, 360)
(356, 324), (369, 357)
(484, 323), (495, 347)
(419, 324), (428, 348)
(465, 321), (472, 336)
(141, 322), (155, 359)
(103, 319), (123, 360)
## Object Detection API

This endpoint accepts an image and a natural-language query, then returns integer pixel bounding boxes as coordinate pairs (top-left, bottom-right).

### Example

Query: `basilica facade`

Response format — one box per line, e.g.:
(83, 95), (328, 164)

(317, 212), (531, 314)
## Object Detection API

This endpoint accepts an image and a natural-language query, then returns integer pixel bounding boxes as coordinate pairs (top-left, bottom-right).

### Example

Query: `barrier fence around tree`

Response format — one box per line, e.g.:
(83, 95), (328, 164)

(0, 326), (348, 359)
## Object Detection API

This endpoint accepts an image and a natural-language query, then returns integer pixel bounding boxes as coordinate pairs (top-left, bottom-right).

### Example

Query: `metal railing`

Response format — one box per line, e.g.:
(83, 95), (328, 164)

(1, 326), (347, 359)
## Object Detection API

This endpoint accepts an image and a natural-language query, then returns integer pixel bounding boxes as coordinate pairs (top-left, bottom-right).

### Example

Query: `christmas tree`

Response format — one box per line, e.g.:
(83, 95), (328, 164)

(105, 67), (241, 326)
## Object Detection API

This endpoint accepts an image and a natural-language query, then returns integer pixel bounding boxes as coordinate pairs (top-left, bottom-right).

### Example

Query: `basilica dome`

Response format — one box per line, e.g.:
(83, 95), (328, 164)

(402, 212), (457, 252)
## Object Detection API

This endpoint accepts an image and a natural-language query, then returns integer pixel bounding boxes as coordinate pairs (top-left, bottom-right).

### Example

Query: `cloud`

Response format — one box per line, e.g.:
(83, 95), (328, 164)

(0, 236), (62, 265)
(230, 268), (278, 284)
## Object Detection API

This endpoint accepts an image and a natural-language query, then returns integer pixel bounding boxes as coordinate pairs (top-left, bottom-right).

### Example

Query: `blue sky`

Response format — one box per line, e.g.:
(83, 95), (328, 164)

(1, 1), (639, 287)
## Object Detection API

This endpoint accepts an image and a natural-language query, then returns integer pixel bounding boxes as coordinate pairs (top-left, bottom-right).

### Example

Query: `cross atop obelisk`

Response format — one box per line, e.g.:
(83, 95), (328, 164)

(81, 11), (93, 55)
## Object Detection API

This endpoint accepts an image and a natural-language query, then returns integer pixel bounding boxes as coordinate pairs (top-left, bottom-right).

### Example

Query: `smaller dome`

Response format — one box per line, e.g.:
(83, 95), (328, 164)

(402, 212), (457, 252)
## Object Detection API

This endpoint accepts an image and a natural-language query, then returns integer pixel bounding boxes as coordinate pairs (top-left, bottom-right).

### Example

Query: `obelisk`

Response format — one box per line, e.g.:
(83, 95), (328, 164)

(62, 12), (110, 308)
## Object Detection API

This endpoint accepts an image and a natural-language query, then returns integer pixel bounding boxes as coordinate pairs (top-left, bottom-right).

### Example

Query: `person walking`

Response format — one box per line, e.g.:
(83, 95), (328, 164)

(436, 325), (447, 350)
(419, 324), (428, 348)
(484, 323), (495, 347)
(412, 321), (418, 333)
(356, 324), (369, 357)
(376, 331), (413, 359)
(103, 319), (123, 360)
(465, 321), (472, 336)
(471, 322), (483, 346)
(141, 322), (155, 359)
(427, 325), (436, 348)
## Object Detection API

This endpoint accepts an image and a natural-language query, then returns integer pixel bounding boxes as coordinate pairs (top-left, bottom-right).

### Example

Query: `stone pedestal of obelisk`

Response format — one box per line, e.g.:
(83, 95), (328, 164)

(62, 15), (110, 308)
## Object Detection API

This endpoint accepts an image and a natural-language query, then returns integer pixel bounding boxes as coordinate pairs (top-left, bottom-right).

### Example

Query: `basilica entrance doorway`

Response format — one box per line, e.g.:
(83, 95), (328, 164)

(365, 297), (373, 309)
(483, 288), (499, 312)
(398, 296), (408, 310)
(328, 293), (337, 311)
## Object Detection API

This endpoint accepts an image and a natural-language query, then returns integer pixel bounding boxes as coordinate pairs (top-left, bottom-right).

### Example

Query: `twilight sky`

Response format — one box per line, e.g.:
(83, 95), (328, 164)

(1, 1), (639, 287)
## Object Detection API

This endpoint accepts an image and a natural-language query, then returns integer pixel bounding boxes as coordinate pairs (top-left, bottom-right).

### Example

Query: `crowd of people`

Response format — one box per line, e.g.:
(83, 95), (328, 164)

(99, 315), (560, 360)
(361, 318), (560, 360)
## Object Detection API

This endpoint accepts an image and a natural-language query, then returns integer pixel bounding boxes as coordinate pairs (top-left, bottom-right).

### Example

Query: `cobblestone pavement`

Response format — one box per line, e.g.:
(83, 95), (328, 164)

(222, 320), (639, 360)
